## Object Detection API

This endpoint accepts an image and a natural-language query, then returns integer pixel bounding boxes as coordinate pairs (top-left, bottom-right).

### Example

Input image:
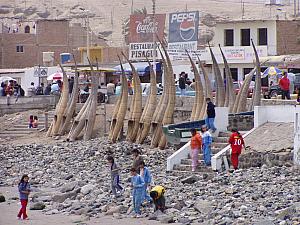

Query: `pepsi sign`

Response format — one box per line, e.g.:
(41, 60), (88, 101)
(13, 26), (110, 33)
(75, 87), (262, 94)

(168, 11), (199, 43)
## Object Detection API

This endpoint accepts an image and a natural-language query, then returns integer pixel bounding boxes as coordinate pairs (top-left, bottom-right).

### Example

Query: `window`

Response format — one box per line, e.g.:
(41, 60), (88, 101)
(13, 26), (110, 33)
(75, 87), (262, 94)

(243, 68), (253, 79)
(16, 45), (24, 53)
(24, 25), (30, 33)
(223, 68), (238, 81)
(258, 28), (267, 45)
(224, 29), (234, 46)
(241, 29), (250, 46)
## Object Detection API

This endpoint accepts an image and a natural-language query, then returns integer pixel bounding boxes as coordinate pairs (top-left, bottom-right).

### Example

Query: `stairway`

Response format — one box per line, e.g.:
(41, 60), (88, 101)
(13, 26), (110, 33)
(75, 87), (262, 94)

(172, 131), (231, 173)
(0, 111), (54, 139)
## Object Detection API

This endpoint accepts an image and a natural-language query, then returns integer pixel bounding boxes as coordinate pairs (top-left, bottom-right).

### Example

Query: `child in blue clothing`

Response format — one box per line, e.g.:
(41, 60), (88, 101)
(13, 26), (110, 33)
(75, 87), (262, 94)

(17, 174), (31, 220)
(201, 125), (213, 166)
(131, 168), (145, 218)
(139, 161), (152, 204)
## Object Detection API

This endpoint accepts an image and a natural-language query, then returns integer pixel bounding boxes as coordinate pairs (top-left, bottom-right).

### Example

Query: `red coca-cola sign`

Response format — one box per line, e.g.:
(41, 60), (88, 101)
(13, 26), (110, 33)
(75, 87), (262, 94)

(129, 14), (166, 43)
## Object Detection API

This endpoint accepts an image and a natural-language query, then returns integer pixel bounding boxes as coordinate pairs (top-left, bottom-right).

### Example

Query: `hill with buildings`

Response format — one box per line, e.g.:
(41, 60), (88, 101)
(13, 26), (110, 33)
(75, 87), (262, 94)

(0, 0), (297, 47)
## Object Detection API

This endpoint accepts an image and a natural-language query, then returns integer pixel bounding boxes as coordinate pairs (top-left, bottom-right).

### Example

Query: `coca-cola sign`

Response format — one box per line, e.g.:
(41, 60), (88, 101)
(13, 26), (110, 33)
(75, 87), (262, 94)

(129, 14), (166, 43)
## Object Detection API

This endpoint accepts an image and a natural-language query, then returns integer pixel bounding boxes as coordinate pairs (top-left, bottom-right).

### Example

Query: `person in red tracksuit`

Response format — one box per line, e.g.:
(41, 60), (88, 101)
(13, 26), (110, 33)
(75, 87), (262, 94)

(228, 128), (245, 170)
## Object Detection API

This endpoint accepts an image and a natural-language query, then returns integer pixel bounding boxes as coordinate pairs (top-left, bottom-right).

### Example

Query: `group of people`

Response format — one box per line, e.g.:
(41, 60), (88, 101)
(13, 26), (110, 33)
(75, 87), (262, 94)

(189, 97), (245, 172)
(0, 80), (25, 104)
(28, 115), (38, 128)
(107, 149), (165, 218)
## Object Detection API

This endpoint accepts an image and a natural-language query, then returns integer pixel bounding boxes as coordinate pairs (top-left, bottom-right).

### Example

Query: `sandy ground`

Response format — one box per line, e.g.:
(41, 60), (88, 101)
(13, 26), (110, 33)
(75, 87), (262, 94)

(0, 186), (163, 225)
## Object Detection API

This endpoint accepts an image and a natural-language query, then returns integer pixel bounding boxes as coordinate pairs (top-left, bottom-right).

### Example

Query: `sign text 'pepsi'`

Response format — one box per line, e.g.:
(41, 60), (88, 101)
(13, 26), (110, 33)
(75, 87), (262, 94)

(168, 11), (199, 44)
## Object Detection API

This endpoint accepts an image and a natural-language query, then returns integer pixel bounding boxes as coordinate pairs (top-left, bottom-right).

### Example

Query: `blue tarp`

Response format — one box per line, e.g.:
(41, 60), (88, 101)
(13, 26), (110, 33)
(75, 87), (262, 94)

(113, 62), (162, 76)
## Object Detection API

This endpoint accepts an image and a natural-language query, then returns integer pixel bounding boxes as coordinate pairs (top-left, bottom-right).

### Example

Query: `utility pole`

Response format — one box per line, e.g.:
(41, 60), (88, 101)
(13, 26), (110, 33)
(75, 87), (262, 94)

(86, 13), (90, 61)
(242, 2), (245, 20)
(152, 0), (156, 70)
(131, 0), (134, 14)
(294, 0), (297, 17)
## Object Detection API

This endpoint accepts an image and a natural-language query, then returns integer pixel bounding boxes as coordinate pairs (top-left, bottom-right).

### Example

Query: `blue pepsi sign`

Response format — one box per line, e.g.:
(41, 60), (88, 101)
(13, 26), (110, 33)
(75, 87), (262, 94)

(168, 11), (199, 43)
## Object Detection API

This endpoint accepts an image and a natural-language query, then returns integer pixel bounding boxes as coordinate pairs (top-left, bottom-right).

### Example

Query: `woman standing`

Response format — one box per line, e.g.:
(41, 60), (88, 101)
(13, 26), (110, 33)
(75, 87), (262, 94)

(190, 128), (202, 172)
(200, 125), (212, 166)
(228, 128), (245, 170)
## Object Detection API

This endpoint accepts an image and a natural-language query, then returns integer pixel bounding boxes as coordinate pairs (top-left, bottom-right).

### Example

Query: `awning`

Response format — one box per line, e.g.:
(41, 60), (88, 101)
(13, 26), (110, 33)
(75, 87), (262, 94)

(259, 55), (287, 66)
(113, 62), (162, 76)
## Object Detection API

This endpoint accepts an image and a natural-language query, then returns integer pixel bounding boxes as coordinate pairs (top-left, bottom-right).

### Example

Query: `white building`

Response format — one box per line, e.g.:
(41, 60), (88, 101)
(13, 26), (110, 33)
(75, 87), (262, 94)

(0, 66), (60, 96)
(210, 20), (278, 82)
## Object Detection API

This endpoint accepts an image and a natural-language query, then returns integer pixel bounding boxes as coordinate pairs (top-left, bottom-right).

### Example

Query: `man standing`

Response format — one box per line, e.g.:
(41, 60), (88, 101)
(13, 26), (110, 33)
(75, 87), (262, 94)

(205, 98), (216, 133)
(279, 72), (291, 100)
(107, 80), (115, 96)
(178, 72), (186, 96)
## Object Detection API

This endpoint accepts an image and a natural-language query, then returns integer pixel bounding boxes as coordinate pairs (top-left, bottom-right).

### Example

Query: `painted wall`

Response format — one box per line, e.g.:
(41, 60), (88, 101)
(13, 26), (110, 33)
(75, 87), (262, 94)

(254, 105), (296, 128)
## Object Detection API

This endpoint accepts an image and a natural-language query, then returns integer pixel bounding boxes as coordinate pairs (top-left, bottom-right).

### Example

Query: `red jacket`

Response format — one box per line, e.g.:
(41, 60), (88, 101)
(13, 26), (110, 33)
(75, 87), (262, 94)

(190, 133), (202, 150)
(279, 77), (290, 91)
(229, 132), (245, 154)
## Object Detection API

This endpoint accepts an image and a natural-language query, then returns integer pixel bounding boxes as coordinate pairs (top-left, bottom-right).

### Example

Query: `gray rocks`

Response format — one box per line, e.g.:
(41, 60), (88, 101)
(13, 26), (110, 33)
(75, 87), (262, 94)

(30, 202), (46, 210)
(1, 137), (300, 224)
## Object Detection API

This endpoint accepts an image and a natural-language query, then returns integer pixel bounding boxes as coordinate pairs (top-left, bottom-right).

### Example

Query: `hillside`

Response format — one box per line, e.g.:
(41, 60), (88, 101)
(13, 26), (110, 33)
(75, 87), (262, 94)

(0, 0), (296, 46)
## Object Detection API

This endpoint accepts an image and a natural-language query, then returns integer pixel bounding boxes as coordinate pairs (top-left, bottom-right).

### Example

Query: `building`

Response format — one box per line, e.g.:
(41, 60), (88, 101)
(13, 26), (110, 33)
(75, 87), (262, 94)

(0, 19), (107, 69)
(210, 19), (300, 81)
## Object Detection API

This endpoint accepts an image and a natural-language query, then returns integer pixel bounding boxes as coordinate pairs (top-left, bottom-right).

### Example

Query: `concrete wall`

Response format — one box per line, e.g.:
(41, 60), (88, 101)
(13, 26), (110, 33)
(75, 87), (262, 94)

(254, 105), (296, 128)
(294, 106), (300, 165)
(0, 95), (58, 115)
(276, 20), (300, 55)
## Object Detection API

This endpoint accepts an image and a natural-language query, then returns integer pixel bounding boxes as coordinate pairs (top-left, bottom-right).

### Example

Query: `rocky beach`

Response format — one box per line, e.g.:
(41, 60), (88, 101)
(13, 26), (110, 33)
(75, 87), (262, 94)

(1, 137), (300, 224)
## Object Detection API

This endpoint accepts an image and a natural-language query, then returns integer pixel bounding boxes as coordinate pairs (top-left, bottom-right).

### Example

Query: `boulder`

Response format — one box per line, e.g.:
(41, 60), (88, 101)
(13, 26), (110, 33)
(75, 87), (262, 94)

(158, 214), (175, 224)
(181, 175), (199, 184)
(0, 194), (5, 203)
(81, 184), (95, 195)
(52, 188), (80, 203)
(60, 181), (78, 193)
(30, 202), (46, 210)
(194, 200), (213, 214)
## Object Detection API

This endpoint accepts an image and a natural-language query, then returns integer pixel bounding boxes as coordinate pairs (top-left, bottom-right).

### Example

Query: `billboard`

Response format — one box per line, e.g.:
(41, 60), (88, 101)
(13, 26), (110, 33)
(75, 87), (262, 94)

(168, 11), (199, 51)
(129, 14), (166, 43)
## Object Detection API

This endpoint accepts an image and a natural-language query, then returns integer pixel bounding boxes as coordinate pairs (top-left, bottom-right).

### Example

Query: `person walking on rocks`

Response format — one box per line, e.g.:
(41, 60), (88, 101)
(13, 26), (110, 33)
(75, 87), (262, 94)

(200, 125), (212, 166)
(130, 168), (145, 218)
(17, 174), (31, 220)
(107, 156), (123, 197)
(150, 185), (165, 212)
(132, 149), (143, 173)
(190, 128), (202, 172)
(228, 128), (245, 170)
(205, 98), (217, 133)
(139, 161), (152, 204)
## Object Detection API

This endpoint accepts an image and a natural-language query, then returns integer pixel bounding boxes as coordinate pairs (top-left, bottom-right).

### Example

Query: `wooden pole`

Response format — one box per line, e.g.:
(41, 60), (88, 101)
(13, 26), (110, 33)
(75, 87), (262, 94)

(45, 111), (49, 131)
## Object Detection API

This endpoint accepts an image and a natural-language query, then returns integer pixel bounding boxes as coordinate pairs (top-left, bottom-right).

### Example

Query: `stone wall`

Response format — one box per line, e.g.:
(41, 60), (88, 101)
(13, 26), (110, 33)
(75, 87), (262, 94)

(228, 115), (254, 131)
